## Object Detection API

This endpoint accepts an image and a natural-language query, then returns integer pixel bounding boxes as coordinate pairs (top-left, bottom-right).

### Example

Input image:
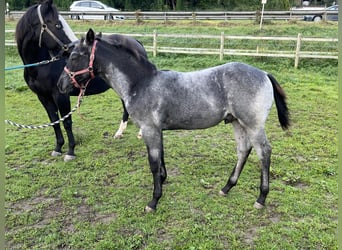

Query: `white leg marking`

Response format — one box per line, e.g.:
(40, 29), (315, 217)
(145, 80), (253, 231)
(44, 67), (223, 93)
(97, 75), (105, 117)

(253, 201), (265, 209)
(51, 151), (62, 157)
(137, 129), (142, 139)
(114, 120), (128, 139)
(64, 154), (76, 162)
(219, 190), (226, 196)
(145, 206), (156, 213)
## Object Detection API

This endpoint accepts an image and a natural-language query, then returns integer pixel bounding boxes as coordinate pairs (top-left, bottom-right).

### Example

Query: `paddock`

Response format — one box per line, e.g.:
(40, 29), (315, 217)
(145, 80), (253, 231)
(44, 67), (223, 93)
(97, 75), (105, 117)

(4, 20), (338, 249)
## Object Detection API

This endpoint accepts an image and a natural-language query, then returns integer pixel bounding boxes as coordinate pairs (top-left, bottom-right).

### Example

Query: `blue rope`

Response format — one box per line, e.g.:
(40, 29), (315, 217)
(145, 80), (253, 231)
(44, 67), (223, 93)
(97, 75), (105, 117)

(5, 60), (51, 71)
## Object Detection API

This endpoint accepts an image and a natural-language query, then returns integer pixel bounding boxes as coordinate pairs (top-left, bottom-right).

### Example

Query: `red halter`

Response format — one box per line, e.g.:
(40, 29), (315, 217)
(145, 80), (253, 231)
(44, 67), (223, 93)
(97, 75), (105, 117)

(64, 40), (98, 90)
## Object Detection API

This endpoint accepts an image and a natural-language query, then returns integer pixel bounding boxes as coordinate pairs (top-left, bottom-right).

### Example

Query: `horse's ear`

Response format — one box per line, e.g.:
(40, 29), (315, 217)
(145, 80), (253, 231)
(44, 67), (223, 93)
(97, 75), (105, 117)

(42, 0), (53, 6)
(40, 0), (53, 12)
(86, 29), (95, 45)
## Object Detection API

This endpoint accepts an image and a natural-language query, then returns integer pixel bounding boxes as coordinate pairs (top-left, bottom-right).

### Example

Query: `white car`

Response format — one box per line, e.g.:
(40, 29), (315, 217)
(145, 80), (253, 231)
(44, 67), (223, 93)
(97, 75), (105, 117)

(70, 0), (124, 20)
(303, 5), (338, 22)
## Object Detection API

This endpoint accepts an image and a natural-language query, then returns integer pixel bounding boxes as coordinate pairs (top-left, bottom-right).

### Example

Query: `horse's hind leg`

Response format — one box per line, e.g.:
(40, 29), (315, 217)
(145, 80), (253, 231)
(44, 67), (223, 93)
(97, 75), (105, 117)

(248, 127), (272, 209)
(114, 100), (142, 139)
(220, 121), (252, 196)
(220, 121), (271, 209)
(142, 128), (166, 212)
(114, 100), (129, 139)
(37, 95), (65, 157)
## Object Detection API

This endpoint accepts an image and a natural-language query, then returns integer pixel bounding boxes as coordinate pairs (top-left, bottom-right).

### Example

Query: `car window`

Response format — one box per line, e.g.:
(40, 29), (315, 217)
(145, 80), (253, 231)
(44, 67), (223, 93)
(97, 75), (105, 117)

(78, 2), (91, 7)
(328, 6), (337, 10)
(91, 2), (104, 9)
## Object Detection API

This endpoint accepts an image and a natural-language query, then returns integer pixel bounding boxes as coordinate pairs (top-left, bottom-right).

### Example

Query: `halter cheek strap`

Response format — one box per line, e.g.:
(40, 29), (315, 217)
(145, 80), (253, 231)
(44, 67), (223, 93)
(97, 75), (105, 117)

(37, 4), (71, 52)
(64, 40), (98, 89)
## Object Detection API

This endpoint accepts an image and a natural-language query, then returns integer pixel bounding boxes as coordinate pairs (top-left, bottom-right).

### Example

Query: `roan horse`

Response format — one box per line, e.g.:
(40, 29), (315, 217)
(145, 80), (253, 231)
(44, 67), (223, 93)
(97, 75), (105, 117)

(58, 29), (290, 212)
(15, 0), (145, 161)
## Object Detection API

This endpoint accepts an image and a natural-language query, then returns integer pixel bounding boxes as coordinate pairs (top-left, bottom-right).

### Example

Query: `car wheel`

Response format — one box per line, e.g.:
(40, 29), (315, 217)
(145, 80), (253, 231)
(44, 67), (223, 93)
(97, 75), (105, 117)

(313, 16), (322, 22)
(71, 15), (80, 20)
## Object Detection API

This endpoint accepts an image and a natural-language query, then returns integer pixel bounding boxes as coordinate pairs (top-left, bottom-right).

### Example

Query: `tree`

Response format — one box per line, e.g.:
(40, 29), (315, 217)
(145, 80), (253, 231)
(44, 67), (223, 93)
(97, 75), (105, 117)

(176, 0), (184, 10)
(265, 0), (291, 10)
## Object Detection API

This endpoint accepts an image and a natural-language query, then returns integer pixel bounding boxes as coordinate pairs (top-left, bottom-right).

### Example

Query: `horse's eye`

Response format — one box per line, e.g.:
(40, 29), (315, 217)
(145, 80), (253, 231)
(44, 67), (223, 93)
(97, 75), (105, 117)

(55, 23), (62, 29)
(70, 52), (80, 60)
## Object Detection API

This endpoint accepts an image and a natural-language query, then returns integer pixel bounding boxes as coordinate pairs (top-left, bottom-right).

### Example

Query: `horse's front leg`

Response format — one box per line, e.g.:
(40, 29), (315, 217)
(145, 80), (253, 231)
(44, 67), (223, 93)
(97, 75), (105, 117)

(38, 95), (65, 157)
(142, 128), (166, 212)
(61, 116), (76, 161)
(56, 94), (76, 161)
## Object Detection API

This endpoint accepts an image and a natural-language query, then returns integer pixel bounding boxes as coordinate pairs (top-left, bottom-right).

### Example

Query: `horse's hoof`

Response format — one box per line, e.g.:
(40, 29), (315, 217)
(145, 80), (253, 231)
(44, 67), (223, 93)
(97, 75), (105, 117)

(253, 202), (265, 209)
(64, 154), (76, 162)
(137, 129), (142, 139)
(219, 190), (227, 196)
(113, 133), (123, 139)
(144, 206), (156, 213)
(51, 151), (62, 157)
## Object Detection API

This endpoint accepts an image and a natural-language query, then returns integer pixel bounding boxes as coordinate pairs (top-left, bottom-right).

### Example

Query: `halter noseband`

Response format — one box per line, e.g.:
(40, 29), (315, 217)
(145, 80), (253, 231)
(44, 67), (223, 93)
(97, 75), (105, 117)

(37, 4), (76, 52)
(64, 40), (98, 90)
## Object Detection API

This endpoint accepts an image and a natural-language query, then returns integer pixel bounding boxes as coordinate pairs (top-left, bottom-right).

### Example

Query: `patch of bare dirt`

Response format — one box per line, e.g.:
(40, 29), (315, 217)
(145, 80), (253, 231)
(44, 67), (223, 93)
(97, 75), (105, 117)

(242, 203), (282, 247)
(6, 192), (117, 236)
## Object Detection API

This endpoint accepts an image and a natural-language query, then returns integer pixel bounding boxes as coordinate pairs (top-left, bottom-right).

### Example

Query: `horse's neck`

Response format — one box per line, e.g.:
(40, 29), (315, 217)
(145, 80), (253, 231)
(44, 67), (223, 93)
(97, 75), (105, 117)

(97, 64), (135, 103)
(96, 48), (155, 102)
(19, 39), (49, 64)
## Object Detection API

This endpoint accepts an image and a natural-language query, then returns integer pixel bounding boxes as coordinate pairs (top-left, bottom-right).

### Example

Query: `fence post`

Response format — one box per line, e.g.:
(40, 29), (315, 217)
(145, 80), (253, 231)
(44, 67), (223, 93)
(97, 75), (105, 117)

(220, 32), (225, 61)
(294, 33), (302, 68)
(192, 12), (196, 23)
(164, 12), (167, 23)
(153, 30), (157, 57)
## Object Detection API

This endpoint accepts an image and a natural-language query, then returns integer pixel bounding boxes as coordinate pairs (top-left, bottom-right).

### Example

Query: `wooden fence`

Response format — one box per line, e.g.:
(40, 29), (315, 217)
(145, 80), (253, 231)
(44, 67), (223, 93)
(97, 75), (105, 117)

(5, 30), (338, 68)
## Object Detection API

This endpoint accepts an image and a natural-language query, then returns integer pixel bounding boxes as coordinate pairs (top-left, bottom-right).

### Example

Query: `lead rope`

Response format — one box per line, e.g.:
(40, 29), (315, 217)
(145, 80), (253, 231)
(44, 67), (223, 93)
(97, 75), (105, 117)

(5, 89), (86, 129)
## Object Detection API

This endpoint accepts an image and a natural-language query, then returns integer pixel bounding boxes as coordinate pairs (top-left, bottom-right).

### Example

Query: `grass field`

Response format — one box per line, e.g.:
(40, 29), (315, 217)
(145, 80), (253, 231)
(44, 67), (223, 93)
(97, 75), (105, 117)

(5, 20), (338, 249)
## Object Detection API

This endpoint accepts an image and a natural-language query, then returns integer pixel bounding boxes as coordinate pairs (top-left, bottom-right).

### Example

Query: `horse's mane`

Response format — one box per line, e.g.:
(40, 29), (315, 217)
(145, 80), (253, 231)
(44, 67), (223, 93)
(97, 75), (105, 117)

(16, 1), (59, 52)
(81, 35), (157, 73)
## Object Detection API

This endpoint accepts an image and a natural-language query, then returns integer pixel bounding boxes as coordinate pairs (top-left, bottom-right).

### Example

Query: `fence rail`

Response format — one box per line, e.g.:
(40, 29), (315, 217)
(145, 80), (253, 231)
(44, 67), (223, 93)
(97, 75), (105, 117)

(5, 30), (338, 68)
(6, 10), (338, 21)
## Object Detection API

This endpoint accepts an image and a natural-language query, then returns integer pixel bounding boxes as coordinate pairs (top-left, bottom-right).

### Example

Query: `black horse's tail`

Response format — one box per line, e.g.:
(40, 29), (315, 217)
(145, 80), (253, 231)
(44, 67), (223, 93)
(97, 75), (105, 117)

(267, 74), (290, 130)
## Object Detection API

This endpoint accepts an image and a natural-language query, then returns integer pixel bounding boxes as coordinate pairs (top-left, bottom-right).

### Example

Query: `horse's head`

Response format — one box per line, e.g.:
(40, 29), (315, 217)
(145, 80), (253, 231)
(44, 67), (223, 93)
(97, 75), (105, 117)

(58, 29), (97, 94)
(16, 0), (78, 54)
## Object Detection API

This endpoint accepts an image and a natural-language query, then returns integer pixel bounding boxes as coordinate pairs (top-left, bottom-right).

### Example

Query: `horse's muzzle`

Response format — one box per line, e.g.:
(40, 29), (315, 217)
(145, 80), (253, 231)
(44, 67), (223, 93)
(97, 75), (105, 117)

(57, 74), (72, 94)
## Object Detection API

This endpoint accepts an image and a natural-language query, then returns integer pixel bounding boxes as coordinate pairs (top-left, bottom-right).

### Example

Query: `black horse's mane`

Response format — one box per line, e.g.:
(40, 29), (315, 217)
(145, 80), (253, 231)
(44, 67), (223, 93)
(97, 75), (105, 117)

(16, 4), (38, 49)
(16, 1), (59, 52)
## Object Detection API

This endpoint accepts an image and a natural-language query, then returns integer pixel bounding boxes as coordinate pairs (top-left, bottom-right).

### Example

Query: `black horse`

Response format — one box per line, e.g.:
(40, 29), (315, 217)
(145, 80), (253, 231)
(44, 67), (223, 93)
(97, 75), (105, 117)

(15, 0), (146, 161)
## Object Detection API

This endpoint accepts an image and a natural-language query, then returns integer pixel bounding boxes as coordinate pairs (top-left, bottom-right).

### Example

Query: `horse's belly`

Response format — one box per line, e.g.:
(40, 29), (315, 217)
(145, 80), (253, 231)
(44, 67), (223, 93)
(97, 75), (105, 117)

(162, 110), (225, 130)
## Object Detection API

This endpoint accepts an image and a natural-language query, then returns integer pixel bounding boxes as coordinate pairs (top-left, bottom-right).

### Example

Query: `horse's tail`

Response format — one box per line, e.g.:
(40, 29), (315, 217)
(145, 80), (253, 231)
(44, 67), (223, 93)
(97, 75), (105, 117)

(267, 74), (290, 130)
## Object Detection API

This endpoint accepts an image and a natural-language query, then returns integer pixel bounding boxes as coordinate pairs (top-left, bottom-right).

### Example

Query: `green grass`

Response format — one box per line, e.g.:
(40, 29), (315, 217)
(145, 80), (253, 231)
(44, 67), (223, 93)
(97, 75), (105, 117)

(5, 20), (337, 249)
